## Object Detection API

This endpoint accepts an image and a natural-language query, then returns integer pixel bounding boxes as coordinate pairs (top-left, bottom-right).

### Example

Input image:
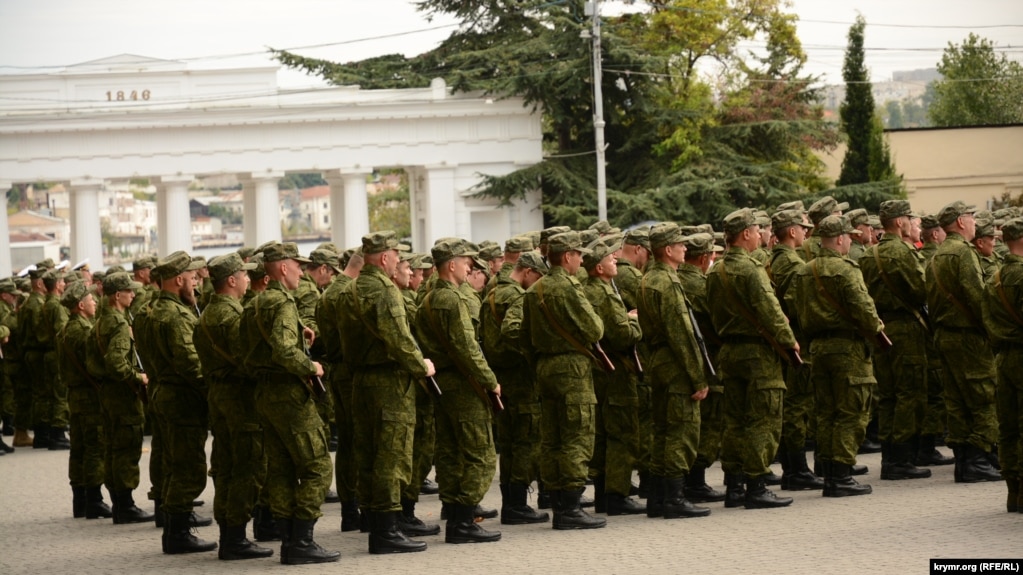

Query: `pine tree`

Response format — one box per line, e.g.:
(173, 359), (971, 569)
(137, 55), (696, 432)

(837, 15), (874, 187)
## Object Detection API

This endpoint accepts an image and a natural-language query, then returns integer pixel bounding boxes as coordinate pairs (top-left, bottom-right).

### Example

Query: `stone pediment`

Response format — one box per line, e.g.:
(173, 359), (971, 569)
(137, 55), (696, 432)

(69, 54), (182, 68)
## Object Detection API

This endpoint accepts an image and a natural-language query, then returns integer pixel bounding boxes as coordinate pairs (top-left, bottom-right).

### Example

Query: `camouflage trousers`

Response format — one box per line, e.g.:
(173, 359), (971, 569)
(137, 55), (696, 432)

(935, 329), (998, 451)
(352, 366), (416, 513)
(591, 367), (640, 496)
(811, 337), (875, 466)
(647, 346), (701, 480)
(99, 381), (145, 491)
(996, 347), (1023, 480)
(68, 385), (105, 488)
(24, 350), (47, 427)
(151, 384), (210, 514)
(536, 353), (596, 491)
(781, 359), (815, 453)
(402, 382), (436, 503)
(693, 386), (724, 469)
(496, 365), (540, 487)
(256, 377), (333, 521)
(10, 361), (32, 430)
(145, 385), (163, 503)
(329, 370), (358, 504)
(922, 338), (948, 437)
(718, 343), (785, 477)
(43, 350), (69, 428)
(209, 380), (266, 527)
(873, 318), (928, 444)
(433, 368), (495, 507)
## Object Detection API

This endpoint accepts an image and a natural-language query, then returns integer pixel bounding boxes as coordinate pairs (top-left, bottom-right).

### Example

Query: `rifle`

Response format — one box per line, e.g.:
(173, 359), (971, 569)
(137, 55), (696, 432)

(876, 331), (894, 352)
(131, 347), (149, 405)
(410, 337), (443, 398)
(592, 342), (616, 373)
(686, 305), (717, 379)
(298, 322), (328, 403)
(610, 278), (643, 379)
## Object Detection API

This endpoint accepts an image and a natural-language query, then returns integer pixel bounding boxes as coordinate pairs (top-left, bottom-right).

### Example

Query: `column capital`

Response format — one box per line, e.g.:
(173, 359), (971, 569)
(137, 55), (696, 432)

(69, 177), (105, 189)
(325, 168), (373, 179)
(155, 174), (195, 185)
(242, 171), (285, 183)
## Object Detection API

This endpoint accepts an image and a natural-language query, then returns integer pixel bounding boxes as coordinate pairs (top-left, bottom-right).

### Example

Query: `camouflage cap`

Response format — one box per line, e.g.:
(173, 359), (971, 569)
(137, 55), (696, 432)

(649, 222), (687, 250)
(776, 200), (805, 212)
(36, 258), (56, 270)
(547, 231), (593, 255)
(132, 255), (156, 271)
(540, 226), (572, 246)
(623, 226), (651, 250)
(772, 209), (813, 230)
(42, 269), (65, 282)
(479, 244), (504, 261)
(845, 208), (870, 227)
(1001, 218), (1023, 242)
(588, 220), (621, 235)
(247, 253), (267, 278)
(255, 240), (278, 255)
(106, 265), (127, 275)
(27, 266), (46, 280)
(937, 200), (977, 227)
(879, 200), (917, 222)
(523, 230), (542, 249)
(316, 242), (340, 255)
(419, 255), (434, 267)
(920, 214), (941, 230)
(431, 238), (479, 264)
(582, 237), (623, 270)
(237, 246), (255, 260)
(504, 236), (534, 253)
(208, 253), (258, 283)
(722, 208), (758, 236)
(152, 251), (206, 279)
(516, 251), (549, 275)
(90, 271), (106, 285)
(808, 196), (849, 224)
(263, 242), (312, 264)
(308, 248), (341, 273)
(974, 211), (997, 238)
(0, 278), (19, 295)
(868, 215), (883, 229)
(993, 208), (1017, 222)
(578, 229), (600, 247)
(816, 215), (861, 238)
(410, 254), (434, 270)
(399, 250), (418, 263)
(104, 271), (143, 293)
(362, 231), (409, 255)
(754, 210), (772, 228)
(683, 232), (724, 256)
(60, 280), (96, 308)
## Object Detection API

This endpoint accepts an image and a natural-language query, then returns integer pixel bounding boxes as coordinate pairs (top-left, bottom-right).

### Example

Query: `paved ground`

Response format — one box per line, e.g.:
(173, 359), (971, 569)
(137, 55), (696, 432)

(0, 437), (1018, 575)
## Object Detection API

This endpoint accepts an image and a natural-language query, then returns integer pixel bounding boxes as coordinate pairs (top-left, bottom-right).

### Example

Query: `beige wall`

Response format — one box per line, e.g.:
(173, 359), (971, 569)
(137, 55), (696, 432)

(817, 125), (1023, 216)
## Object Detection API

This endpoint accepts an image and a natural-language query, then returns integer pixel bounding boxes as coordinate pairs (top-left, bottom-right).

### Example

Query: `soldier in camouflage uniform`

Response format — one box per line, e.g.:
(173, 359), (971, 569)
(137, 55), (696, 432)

(636, 223), (712, 519)
(40, 269), (70, 450)
(482, 250), (549, 524)
(845, 209), (872, 262)
(86, 272), (154, 524)
(789, 215), (883, 498)
(925, 201), (1002, 483)
(242, 242), (339, 564)
(987, 218), (1023, 512)
(971, 212), (1000, 282)
(858, 200), (934, 481)
(484, 236), (533, 297)
(338, 231), (434, 555)
(128, 255), (158, 321)
(59, 281), (111, 519)
(145, 252), (216, 554)
(521, 231), (607, 529)
(802, 197), (849, 261)
(749, 211), (773, 267)
(416, 238), (502, 544)
(194, 253), (274, 560)
(17, 264), (50, 447)
(917, 214), (951, 464)
(581, 237), (645, 516)
(0, 279), (21, 452)
(707, 209), (796, 509)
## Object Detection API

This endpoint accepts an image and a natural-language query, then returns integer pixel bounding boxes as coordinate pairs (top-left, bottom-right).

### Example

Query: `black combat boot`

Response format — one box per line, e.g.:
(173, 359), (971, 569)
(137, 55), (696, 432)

(251, 505), (279, 541)
(188, 510), (213, 527)
(446, 503), (502, 543)
(744, 475), (793, 509)
(473, 503), (499, 520)
(84, 486), (113, 519)
(1, 414), (13, 436)
(323, 489), (341, 504)
(284, 518), (339, 565)
(553, 488), (606, 530)
(217, 523), (274, 560)
(782, 450), (824, 491)
(859, 417), (881, 453)
(1006, 478), (1020, 513)
(420, 477), (440, 495)
(537, 482), (552, 509)
(501, 483), (549, 525)
(111, 490), (155, 524)
(32, 426), (50, 449)
(686, 465), (726, 502)
(153, 498), (164, 528)
(276, 518), (293, 563)
(851, 463), (869, 475)
(763, 469), (783, 486)
(592, 475), (607, 513)
(958, 444), (1002, 483)
(0, 433), (13, 453)
(883, 443), (931, 480)
(663, 477), (711, 518)
(645, 476), (664, 518)
(637, 470), (652, 499)
(340, 499), (361, 532)
(48, 426), (70, 450)
(606, 492), (646, 516)
(915, 435), (954, 466)
(723, 473), (746, 508)
(162, 511), (217, 554)
(72, 486), (87, 518)
(369, 511), (427, 554)
(398, 498), (441, 536)
(880, 442), (893, 479)
(825, 462), (872, 497)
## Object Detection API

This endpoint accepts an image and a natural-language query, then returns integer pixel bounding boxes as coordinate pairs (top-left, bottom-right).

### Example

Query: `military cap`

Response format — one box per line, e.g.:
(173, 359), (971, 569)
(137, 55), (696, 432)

(66, 270), (85, 283)
(683, 232), (724, 256)
(504, 236), (534, 253)
(479, 244), (504, 261)
(679, 225), (702, 237)
(1001, 218), (1023, 242)
(623, 226), (651, 250)
(649, 222), (688, 250)
(754, 210), (772, 228)
(845, 208), (870, 227)
(316, 242), (340, 254)
(0, 278), (18, 295)
(27, 265), (46, 280)
(974, 211), (996, 238)
(540, 226), (572, 245)
(547, 231), (593, 254)
(308, 248), (341, 273)
(61, 280), (96, 308)
(582, 237), (623, 270)
(132, 255), (156, 271)
(106, 264), (127, 275)
(588, 220), (621, 235)
(807, 196), (849, 224)
(152, 251), (205, 279)
(104, 271), (143, 293)
(516, 251), (549, 275)
(576, 229), (597, 247)
(600, 232), (625, 248)
(263, 242), (312, 264)
(878, 200), (913, 222)
(478, 239), (499, 251)
(431, 238), (479, 264)
(72, 259), (91, 272)
(772, 209), (813, 230)
(523, 230), (542, 249)
(993, 208), (1016, 222)
(42, 269), (65, 282)
(362, 231), (409, 255)
(208, 253), (258, 283)
(937, 200), (977, 227)
(776, 200), (805, 212)
(90, 271), (105, 285)
(816, 215), (861, 238)
(722, 208), (758, 236)
(471, 256), (489, 272)
(237, 246), (255, 260)
(868, 215), (883, 229)
(920, 214), (941, 230)
(399, 250), (418, 263)
(255, 240), (278, 255)
(410, 254), (433, 270)
(247, 253), (267, 278)
(419, 254), (434, 267)
(36, 258), (56, 270)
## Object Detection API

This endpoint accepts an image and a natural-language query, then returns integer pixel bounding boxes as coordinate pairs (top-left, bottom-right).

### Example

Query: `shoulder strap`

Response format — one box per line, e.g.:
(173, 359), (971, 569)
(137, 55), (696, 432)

(535, 279), (600, 365)
(422, 289), (493, 409)
(810, 259), (869, 339)
(930, 257), (984, 331)
(871, 244), (929, 331)
(487, 288), (501, 324)
(715, 261), (792, 362)
(200, 312), (238, 367)
(994, 268), (1023, 328)
(252, 295), (273, 344)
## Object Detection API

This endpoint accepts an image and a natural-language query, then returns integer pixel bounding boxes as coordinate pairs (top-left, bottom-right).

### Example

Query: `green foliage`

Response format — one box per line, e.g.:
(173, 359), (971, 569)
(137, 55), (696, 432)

(369, 171), (411, 238)
(207, 203), (242, 225)
(279, 173), (326, 190)
(837, 15), (874, 186)
(928, 33), (1023, 127)
(991, 191), (1023, 210)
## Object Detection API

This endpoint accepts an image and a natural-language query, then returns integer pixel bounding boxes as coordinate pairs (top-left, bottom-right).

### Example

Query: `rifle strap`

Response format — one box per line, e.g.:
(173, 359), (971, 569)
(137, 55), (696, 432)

(810, 259), (870, 340)
(422, 289), (489, 408)
(715, 261), (790, 361)
(487, 289), (501, 324)
(871, 244), (929, 332)
(994, 268), (1023, 328)
(535, 279), (601, 366)
(931, 257), (984, 331)
(200, 312), (238, 367)
(352, 278), (431, 395)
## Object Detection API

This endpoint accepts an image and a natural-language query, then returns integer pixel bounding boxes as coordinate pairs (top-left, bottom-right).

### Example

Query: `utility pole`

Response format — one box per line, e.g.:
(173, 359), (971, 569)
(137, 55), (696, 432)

(587, 0), (608, 221)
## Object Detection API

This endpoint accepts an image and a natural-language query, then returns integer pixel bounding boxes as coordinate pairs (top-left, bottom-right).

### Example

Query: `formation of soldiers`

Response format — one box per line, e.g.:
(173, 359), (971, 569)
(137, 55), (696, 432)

(0, 196), (1021, 565)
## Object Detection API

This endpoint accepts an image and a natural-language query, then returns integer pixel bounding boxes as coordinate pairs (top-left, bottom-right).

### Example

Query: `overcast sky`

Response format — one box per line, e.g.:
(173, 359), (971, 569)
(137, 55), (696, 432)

(0, 0), (1019, 88)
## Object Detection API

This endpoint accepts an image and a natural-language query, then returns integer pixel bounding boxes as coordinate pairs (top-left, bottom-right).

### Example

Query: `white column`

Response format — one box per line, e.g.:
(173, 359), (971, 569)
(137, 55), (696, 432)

(157, 175), (193, 255)
(324, 174), (347, 249)
(423, 166), (457, 243)
(0, 181), (12, 277)
(249, 172), (283, 246)
(240, 178), (257, 248)
(68, 179), (104, 272)
(341, 171), (371, 248)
